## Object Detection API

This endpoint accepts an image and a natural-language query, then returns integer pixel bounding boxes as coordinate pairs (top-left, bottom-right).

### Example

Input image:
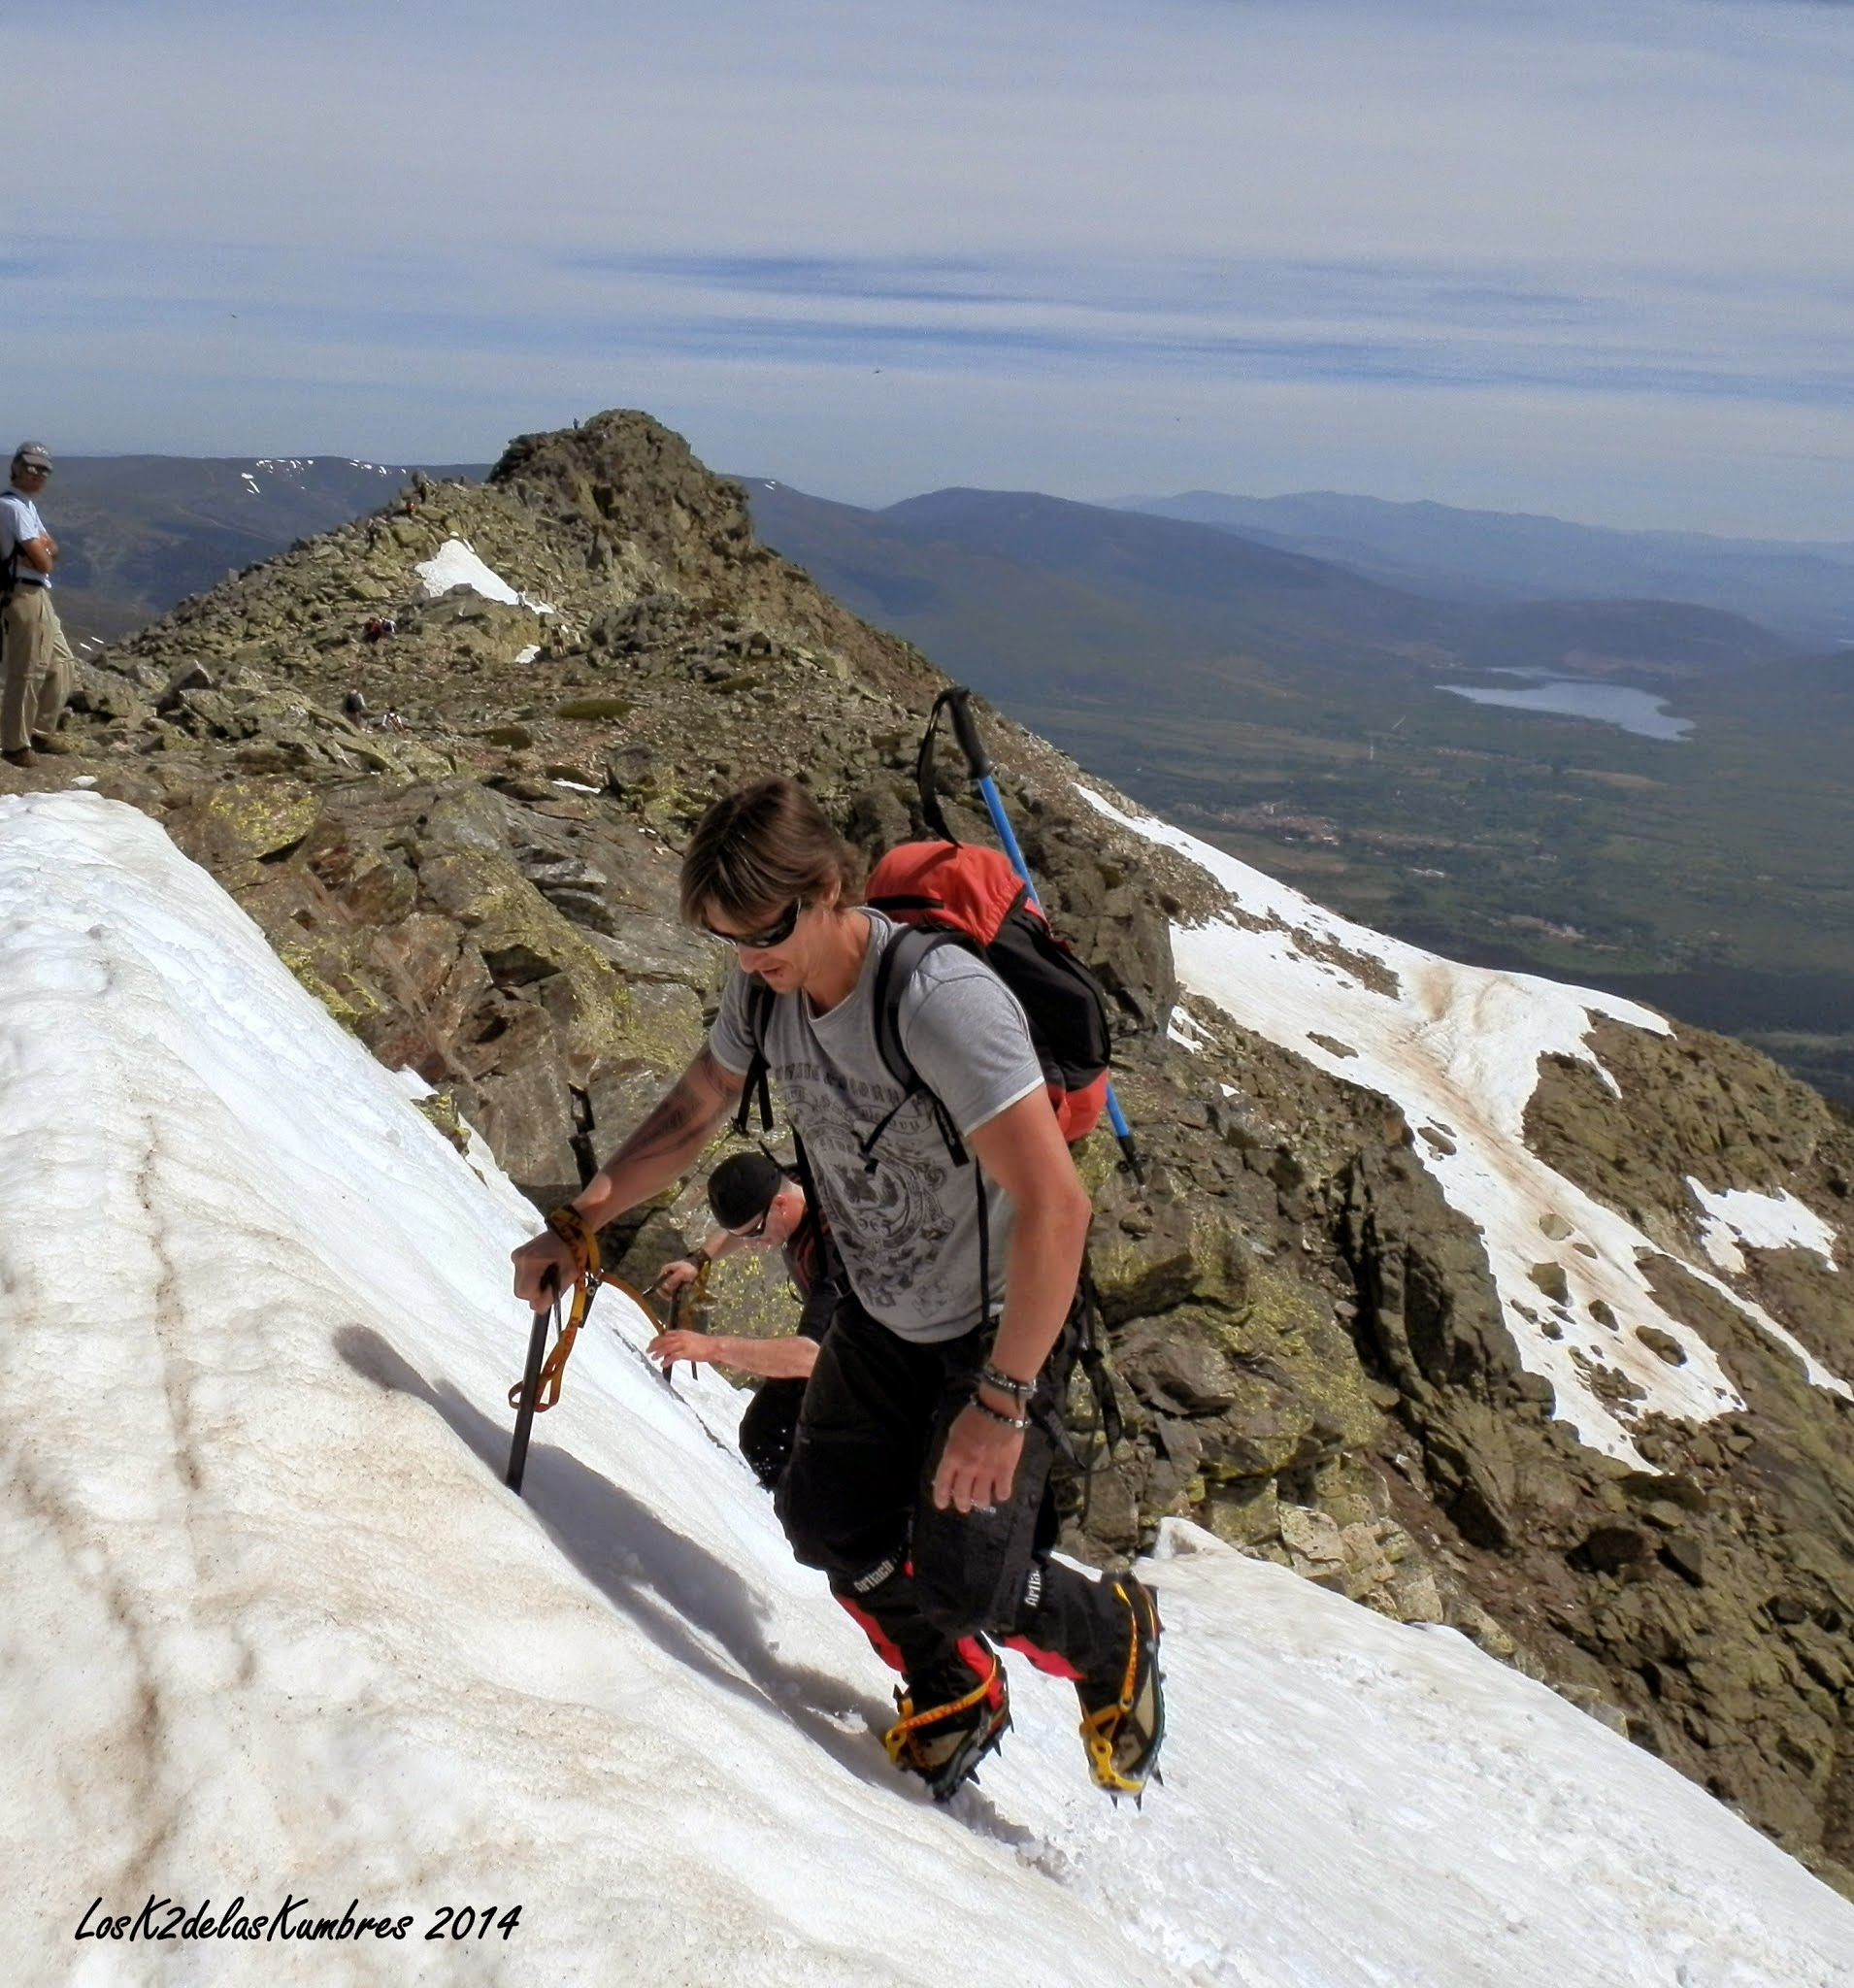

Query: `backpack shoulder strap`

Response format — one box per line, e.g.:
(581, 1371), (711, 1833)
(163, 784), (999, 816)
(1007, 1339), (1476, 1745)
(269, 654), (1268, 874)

(788, 1189), (847, 1334)
(865, 917), (1000, 1336)
(867, 923), (948, 1091)
(730, 977), (778, 1139)
(861, 923), (973, 1165)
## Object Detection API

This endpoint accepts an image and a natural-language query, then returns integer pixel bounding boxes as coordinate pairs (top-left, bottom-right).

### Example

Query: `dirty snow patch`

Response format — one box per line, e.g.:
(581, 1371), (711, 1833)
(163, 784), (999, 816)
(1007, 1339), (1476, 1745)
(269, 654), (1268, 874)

(1078, 785), (1853, 1463)
(415, 538), (555, 613)
(1167, 1006), (1207, 1052)
(1687, 1180), (1840, 1275)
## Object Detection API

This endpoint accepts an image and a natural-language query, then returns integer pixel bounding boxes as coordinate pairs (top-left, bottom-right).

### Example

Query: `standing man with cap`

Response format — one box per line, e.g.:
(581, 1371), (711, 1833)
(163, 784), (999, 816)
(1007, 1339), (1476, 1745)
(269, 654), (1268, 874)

(1, 443), (75, 769)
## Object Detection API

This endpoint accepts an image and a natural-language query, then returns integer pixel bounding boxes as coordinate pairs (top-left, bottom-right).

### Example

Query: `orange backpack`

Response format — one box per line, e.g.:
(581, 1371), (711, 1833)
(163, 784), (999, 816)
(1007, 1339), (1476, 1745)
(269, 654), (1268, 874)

(864, 840), (1112, 1144)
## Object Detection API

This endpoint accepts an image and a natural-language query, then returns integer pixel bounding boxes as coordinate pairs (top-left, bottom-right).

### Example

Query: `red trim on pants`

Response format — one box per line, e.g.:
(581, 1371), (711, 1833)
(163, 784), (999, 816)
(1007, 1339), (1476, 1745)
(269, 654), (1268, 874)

(1003, 1634), (1084, 1682)
(837, 1595), (907, 1674)
(957, 1637), (1007, 1707)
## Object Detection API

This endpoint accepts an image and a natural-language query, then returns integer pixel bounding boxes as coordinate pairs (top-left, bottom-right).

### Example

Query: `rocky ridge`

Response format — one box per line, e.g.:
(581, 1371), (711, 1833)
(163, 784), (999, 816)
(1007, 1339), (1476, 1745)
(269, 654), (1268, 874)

(8, 410), (1853, 1894)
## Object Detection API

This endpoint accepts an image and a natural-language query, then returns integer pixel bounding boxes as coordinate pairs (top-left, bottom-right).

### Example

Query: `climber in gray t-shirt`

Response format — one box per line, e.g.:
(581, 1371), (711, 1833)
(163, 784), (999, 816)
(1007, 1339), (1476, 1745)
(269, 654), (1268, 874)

(708, 908), (1043, 1342)
(511, 775), (1162, 1807)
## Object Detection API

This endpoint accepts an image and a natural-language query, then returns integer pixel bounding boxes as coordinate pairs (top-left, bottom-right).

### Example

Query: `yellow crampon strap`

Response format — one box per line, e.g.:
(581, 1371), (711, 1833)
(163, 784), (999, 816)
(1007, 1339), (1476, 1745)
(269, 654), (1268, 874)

(882, 1661), (998, 1768)
(507, 1208), (602, 1414)
(1079, 1579), (1144, 1793)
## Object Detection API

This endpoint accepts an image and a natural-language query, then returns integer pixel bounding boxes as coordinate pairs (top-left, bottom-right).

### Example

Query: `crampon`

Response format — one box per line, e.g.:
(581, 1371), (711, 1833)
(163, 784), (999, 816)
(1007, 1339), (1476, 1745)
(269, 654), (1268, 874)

(1078, 1575), (1164, 1804)
(883, 1639), (1011, 1803)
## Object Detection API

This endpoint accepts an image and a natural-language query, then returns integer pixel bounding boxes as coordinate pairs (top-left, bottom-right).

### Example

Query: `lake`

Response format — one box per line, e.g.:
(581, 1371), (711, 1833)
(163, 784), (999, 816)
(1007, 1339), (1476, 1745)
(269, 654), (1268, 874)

(1439, 676), (1692, 741)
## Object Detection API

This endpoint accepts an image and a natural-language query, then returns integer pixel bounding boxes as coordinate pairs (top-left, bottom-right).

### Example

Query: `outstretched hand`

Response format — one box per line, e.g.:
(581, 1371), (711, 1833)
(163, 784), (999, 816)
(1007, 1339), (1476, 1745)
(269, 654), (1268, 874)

(647, 1329), (713, 1369)
(654, 1258), (700, 1298)
(931, 1404), (1023, 1513)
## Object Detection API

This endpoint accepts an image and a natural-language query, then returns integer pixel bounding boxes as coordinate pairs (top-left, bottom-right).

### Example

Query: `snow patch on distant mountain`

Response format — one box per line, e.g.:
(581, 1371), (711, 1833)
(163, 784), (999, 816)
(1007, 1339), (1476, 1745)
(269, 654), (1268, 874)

(1078, 787), (1852, 1468)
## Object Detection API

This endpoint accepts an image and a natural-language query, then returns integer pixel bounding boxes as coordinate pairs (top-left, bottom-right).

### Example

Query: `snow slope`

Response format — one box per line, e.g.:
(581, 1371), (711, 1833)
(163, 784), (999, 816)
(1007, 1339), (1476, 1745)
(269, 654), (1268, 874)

(2, 792), (1850, 1986)
(1078, 788), (1851, 1469)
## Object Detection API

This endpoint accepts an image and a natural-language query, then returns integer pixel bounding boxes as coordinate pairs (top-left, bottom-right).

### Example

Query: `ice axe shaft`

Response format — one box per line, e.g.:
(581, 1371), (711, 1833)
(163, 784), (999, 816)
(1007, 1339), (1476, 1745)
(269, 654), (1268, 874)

(506, 1272), (556, 1495)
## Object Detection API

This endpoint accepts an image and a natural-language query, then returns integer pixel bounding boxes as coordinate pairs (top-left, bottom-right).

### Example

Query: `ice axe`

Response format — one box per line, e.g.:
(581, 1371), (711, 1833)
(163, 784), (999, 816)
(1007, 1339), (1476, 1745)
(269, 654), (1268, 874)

(918, 685), (1142, 1180)
(506, 1269), (556, 1496)
(505, 1209), (604, 1494)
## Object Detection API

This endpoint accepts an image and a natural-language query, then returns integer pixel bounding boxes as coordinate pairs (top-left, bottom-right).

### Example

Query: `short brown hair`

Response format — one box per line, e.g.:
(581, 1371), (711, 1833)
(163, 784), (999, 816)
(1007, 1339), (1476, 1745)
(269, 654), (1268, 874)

(679, 778), (862, 926)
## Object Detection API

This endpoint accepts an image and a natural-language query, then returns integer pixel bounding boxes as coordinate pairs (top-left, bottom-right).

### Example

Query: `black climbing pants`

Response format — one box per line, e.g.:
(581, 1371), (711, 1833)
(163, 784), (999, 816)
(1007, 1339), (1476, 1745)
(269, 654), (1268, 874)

(774, 1291), (1129, 1696)
(739, 1375), (808, 1490)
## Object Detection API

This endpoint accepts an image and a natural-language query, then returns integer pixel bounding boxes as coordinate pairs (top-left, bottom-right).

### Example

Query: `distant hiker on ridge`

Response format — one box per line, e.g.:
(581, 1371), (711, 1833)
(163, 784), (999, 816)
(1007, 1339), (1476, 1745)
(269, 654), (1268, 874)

(0, 443), (75, 770)
(647, 1150), (840, 1488)
(513, 777), (1163, 1803)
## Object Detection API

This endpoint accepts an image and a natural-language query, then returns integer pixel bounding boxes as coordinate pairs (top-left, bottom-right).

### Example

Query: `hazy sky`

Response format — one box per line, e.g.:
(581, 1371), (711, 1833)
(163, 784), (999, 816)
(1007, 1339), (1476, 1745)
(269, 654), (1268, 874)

(21, 0), (1854, 535)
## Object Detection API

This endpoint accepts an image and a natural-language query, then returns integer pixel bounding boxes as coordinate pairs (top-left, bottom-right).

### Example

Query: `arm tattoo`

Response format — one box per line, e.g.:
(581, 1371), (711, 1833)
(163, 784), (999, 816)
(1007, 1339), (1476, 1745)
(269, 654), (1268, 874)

(612, 1049), (737, 1171)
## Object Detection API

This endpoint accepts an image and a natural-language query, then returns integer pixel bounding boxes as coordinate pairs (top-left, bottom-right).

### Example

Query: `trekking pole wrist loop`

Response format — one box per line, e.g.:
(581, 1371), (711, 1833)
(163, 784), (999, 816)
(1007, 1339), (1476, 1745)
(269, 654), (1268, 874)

(977, 1362), (1035, 1404)
(968, 1393), (1030, 1432)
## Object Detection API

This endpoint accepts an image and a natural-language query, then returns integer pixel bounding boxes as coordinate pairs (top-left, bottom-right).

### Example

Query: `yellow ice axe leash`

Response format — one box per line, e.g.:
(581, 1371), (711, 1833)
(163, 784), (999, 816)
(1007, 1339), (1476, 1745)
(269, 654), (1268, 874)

(507, 1208), (721, 1483)
(507, 1207), (603, 1417)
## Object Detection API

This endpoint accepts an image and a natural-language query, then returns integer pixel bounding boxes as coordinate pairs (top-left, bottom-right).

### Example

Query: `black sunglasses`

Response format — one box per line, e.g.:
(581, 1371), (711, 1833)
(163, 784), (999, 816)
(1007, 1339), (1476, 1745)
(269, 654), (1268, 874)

(707, 899), (803, 950)
(727, 1207), (774, 1240)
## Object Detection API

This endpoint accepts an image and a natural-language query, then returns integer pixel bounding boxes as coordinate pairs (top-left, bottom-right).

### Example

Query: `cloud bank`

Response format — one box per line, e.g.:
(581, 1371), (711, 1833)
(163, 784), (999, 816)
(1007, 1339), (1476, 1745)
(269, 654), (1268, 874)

(20, 0), (1854, 533)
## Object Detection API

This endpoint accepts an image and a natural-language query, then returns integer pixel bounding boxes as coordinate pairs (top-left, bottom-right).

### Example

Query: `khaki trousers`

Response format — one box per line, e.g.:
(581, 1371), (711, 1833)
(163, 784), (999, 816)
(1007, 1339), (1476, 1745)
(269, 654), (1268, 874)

(1, 583), (75, 754)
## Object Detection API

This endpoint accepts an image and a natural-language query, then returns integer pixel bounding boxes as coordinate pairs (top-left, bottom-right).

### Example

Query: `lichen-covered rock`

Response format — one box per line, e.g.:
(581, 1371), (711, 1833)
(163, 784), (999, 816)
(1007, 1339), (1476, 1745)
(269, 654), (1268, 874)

(167, 776), (320, 869)
(1090, 1197), (1249, 1323)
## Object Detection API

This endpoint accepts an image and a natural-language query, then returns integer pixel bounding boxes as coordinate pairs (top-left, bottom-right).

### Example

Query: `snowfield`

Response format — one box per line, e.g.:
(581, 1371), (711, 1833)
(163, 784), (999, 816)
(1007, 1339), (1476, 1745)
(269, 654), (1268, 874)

(414, 537), (555, 613)
(1686, 1179), (1841, 1276)
(1078, 786), (1851, 1468)
(1, 791), (1850, 1986)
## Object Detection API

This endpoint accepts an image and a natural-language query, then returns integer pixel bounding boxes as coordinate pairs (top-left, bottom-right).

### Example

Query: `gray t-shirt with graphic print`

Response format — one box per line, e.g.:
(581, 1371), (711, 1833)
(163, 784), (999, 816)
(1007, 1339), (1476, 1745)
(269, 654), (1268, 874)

(708, 910), (1044, 1343)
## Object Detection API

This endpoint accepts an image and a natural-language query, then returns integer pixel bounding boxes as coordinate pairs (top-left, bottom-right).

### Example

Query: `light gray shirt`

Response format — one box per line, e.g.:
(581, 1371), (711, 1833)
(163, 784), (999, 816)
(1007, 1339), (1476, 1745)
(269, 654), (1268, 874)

(0, 491), (49, 585)
(709, 910), (1044, 1342)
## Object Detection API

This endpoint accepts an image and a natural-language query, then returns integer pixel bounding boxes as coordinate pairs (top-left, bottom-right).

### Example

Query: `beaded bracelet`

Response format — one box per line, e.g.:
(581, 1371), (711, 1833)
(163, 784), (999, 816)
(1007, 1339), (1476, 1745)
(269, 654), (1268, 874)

(968, 1393), (1031, 1432)
(977, 1362), (1036, 1405)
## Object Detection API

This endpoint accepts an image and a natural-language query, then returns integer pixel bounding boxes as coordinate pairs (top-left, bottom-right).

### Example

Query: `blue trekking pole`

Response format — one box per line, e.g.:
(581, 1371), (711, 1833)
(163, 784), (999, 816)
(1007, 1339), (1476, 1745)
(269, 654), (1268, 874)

(934, 688), (1143, 1180)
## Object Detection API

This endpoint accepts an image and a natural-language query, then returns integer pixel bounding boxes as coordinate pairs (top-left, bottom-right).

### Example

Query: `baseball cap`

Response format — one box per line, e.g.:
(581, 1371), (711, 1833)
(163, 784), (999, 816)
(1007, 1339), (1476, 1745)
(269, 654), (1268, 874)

(12, 442), (51, 473)
(707, 1152), (786, 1233)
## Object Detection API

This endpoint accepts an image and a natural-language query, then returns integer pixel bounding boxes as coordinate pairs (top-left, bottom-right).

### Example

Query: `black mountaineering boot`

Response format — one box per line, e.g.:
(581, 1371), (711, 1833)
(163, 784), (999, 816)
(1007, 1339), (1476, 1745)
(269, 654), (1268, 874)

(883, 1636), (1011, 1802)
(1077, 1575), (1164, 1801)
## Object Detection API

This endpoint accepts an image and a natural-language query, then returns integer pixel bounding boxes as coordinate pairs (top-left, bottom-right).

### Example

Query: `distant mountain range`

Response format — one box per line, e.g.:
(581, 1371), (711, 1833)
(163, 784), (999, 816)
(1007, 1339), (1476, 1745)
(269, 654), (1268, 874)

(37, 451), (1854, 1097)
(745, 480), (1803, 695)
(44, 454), (485, 639)
(51, 452), (1841, 667)
(1116, 489), (1854, 649)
